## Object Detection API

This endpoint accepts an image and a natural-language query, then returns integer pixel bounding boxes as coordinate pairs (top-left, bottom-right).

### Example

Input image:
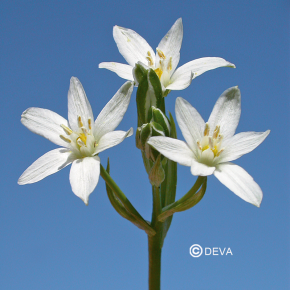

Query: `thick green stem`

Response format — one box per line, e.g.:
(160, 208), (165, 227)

(148, 186), (163, 290)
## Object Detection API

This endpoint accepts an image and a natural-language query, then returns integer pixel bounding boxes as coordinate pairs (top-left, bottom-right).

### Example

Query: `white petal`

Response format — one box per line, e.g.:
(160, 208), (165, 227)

(156, 18), (183, 67)
(95, 128), (133, 154)
(208, 86), (241, 139)
(69, 156), (100, 205)
(18, 148), (75, 185)
(166, 71), (193, 90)
(175, 97), (205, 151)
(220, 130), (270, 163)
(21, 107), (70, 148)
(98, 62), (134, 81)
(214, 162), (263, 207)
(148, 136), (194, 166)
(68, 77), (94, 132)
(113, 25), (155, 67)
(171, 57), (235, 83)
(190, 159), (215, 176)
(94, 81), (133, 140)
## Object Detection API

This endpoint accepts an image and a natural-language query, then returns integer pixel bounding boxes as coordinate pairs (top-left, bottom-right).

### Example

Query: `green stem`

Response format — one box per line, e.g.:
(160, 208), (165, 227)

(100, 164), (156, 236)
(148, 186), (162, 290)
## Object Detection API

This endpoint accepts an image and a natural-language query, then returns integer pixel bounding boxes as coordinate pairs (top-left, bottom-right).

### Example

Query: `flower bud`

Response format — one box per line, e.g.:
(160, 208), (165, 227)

(132, 62), (148, 85)
(136, 121), (166, 161)
(148, 106), (171, 137)
(136, 66), (165, 126)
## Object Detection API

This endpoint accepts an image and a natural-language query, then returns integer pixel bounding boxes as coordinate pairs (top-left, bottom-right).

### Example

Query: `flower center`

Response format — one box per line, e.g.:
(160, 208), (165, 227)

(146, 49), (173, 87)
(196, 123), (224, 166)
(59, 116), (96, 157)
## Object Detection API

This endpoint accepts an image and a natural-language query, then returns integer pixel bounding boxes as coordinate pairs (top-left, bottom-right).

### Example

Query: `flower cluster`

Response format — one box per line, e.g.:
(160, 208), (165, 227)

(19, 18), (269, 209)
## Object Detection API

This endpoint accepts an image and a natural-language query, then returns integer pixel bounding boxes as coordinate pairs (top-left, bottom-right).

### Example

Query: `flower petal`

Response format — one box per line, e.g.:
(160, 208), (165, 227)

(208, 86), (241, 139)
(190, 159), (215, 176)
(166, 71), (193, 90)
(68, 77), (94, 132)
(171, 57), (235, 83)
(94, 81), (133, 140)
(156, 18), (183, 67)
(18, 148), (75, 185)
(214, 162), (263, 207)
(113, 25), (155, 67)
(21, 107), (70, 147)
(94, 128), (133, 154)
(148, 136), (194, 166)
(175, 97), (205, 151)
(98, 62), (134, 81)
(220, 130), (270, 163)
(69, 156), (100, 205)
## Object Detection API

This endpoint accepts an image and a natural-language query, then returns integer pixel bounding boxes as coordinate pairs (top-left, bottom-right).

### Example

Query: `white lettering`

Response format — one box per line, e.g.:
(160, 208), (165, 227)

(213, 248), (218, 255)
(219, 248), (226, 255)
(226, 248), (233, 255)
(205, 248), (211, 255)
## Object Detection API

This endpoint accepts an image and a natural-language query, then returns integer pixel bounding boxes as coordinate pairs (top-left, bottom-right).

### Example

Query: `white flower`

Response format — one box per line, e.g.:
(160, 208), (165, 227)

(99, 18), (235, 91)
(148, 87), (270, 207)
(18, 77), (134, 205)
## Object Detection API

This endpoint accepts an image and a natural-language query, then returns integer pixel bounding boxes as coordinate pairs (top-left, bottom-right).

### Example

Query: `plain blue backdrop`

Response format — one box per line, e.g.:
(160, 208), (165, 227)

(1, 0), (289, 289)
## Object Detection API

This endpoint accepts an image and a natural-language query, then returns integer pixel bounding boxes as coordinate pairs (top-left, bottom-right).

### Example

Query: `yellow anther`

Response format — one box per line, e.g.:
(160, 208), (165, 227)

(216, 148), (224, 157)
(146, 51), (154, 66)
(154, 67), (163, 79)
(78, 133), (87, 145)
(60, 135), (71, 143)
(197, 141), (202, 150)
(204, 123), (210, 136)
(167, 57), (172, 71)
(213, 126), (220, 139)
(156, 48), (166, 59)
(94, 141), (98, 148)
(88, 118), (92, 130)
(146, 56), (154, 66)
(60, 124), (72, 135)
(78, 116), (83, 127)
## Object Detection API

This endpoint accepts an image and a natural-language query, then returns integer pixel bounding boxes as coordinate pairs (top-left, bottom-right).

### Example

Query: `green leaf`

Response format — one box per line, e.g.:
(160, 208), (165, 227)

(158, 177), (207, 222)
(101, 160), (156, 236)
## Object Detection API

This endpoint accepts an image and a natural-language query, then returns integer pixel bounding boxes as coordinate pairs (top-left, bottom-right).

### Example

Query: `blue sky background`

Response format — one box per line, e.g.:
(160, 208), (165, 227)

(1, 1), (289, 289)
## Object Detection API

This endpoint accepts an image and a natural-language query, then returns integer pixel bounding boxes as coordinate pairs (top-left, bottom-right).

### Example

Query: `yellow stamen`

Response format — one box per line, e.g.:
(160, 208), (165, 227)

(88, 118), (92, 130)
(78, 133), (87, 145)
(156, 48), (166, 59)
(204, 123), (210, 136)
(197, 140), (202, 150)
(213, 126), (220, 139)
(146, 57), (154, 66)
(94, 141), (98, 148)
(60, 124), (72, 135)
(216, 148), (224, 157)
(146, 51), (154, 66)
(78, 116), (83, 127)
(60, 135), (71, 143)
(154, 67), (163, 79)
(167, 57), (172, 71)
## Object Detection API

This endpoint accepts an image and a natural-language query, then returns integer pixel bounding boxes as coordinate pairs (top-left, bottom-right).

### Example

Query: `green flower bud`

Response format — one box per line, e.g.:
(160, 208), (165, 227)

(149, 106), (171, 137)
(132, 62), (148, 85)
(136, 121), (166, 161)
(136, 67), (165, 126)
